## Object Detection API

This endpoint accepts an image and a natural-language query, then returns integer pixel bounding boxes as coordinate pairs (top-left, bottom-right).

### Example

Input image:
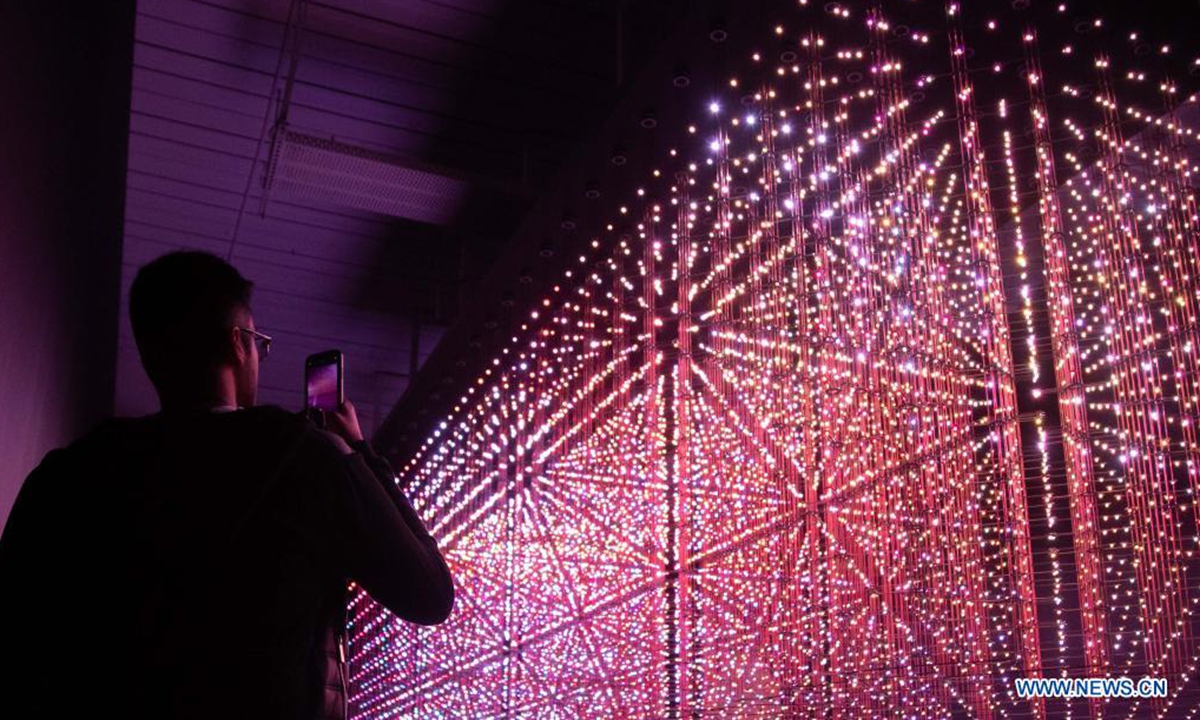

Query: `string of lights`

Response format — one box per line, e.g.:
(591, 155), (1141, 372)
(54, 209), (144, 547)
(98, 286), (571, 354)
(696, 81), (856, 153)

(346, 2), (1200, 717)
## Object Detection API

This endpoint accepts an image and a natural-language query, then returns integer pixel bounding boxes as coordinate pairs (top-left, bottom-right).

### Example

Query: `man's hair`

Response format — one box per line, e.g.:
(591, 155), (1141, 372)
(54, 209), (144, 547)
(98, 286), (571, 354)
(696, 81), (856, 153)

(129, 251), (254, 393)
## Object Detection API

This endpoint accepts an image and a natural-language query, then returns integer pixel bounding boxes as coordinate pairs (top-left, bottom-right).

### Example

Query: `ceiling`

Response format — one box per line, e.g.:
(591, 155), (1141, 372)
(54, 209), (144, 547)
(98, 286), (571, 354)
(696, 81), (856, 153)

(114, 0), (685, 434)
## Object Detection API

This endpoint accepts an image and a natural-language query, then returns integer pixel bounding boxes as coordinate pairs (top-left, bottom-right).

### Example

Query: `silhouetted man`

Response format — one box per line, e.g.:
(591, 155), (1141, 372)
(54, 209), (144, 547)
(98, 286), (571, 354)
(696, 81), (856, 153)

(0, 251), (454, 719)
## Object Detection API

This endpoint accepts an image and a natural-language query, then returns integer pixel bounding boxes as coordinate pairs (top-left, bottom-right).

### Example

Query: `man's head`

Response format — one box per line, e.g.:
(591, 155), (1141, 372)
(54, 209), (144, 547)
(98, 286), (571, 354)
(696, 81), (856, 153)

(129, 251), (261, 410)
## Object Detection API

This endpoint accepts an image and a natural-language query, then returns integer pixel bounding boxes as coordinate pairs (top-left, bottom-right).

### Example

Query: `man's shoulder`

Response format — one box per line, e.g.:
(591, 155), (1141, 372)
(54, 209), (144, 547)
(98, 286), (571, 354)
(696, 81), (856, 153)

(61, 405), (309, 458)
(47, 405), (345, 472)
(251, 406), (351, 465)
(234, 405), (342, 461)
(240, 403), (308, 427)
(93, 404), (299, 433)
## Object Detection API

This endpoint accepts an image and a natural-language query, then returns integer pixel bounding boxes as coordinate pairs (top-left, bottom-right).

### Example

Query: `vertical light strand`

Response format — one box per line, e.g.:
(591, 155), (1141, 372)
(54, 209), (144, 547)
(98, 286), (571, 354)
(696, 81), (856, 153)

(1024, 24), (1107, 695)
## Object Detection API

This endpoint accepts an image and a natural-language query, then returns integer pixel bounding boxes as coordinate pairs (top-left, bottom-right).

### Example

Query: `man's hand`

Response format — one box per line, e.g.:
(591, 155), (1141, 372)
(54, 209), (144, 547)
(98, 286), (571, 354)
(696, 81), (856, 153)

(325, 398), (365, 445)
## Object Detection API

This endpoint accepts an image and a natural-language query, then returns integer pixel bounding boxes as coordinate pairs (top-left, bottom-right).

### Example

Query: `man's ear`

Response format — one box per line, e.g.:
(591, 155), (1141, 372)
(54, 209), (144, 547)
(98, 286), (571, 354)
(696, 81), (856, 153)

(229, 326), (248, 366)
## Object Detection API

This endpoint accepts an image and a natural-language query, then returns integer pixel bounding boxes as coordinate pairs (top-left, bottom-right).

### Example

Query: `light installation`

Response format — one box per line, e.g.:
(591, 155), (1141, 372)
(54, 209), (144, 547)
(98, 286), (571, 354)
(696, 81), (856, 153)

(347, 2), (1200, 717)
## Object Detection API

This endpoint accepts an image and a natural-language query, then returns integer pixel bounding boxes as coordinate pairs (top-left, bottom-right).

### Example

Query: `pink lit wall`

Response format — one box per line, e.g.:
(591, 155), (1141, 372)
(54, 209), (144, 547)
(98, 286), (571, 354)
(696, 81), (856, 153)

(0, 3), (134, 530)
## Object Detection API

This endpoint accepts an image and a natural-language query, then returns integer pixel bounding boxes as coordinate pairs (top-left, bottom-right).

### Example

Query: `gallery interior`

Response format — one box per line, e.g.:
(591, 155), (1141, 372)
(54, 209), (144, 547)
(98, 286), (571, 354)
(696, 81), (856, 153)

(3, 0), (1200, 716)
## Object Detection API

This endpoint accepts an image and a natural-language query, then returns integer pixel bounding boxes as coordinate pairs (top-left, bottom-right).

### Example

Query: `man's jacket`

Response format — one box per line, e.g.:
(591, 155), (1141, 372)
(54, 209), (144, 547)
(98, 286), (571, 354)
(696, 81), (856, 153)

(0, 404), (454, 718)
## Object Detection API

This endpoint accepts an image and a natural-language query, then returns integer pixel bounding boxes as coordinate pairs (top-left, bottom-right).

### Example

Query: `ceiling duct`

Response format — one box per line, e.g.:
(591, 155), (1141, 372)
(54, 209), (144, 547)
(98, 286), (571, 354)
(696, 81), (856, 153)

(263, 130), (470, 225)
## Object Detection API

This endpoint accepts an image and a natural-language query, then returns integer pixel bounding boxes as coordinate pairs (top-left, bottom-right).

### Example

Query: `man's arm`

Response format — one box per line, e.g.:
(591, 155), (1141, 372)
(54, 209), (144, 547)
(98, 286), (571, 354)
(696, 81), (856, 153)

(348, 438), (448, 570)
(346, 437), (454, 618)
(297, 413), (454, 626)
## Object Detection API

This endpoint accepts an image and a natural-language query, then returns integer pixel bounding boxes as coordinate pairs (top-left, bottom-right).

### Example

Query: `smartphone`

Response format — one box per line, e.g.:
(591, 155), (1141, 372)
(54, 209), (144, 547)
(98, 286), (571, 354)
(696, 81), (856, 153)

(305, 350), (344, 415)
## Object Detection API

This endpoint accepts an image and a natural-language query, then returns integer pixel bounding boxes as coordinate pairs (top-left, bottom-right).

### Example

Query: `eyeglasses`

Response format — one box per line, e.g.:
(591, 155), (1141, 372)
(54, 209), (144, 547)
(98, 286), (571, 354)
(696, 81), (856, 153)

(236, 326), (272, 360)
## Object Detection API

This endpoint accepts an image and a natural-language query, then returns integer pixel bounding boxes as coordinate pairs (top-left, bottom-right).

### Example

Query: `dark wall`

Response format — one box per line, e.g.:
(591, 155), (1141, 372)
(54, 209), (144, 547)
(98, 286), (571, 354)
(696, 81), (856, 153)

(0, 3), (135, 529)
